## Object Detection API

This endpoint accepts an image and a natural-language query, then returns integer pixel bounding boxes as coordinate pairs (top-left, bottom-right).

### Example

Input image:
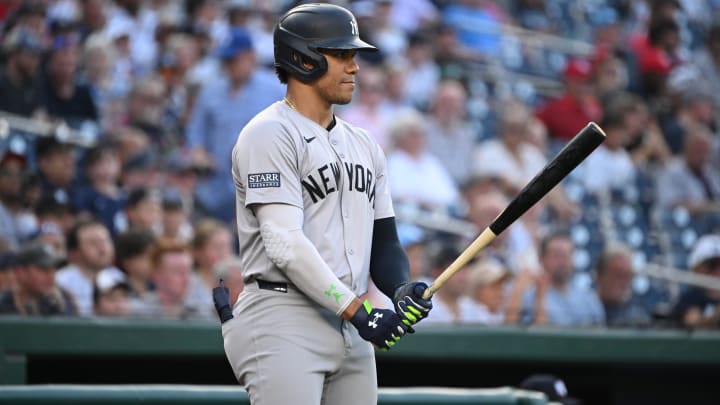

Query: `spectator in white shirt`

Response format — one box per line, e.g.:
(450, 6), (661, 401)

(387, 110), (460, 210)
(657, 124), (720, 214)
(56, 218), (115, 316)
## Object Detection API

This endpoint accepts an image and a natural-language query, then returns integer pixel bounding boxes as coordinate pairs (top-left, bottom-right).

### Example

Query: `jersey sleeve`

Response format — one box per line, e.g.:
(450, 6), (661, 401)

(233, 120), (303, 208)
(371, 142), (395, 220)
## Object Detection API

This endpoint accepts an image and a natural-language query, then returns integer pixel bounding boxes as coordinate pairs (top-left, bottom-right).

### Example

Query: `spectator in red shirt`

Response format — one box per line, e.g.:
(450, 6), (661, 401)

(536, 58), (602, 142)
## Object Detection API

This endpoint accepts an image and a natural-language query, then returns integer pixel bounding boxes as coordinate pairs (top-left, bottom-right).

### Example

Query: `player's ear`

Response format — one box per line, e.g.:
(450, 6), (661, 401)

(291, 51), (316, 71)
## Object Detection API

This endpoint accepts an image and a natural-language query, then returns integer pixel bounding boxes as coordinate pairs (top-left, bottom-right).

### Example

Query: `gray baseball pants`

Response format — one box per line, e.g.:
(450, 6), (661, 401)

(222, 282), (377, 405)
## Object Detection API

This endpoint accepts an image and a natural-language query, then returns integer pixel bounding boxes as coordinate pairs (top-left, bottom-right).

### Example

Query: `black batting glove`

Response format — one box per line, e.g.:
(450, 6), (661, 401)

(213, 279), (234, 324)
(393, 282), (433, 333)
(349, 300), (408, 351)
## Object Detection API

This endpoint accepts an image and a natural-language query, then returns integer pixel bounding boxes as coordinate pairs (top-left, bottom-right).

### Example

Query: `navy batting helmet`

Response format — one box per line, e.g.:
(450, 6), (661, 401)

(273, 3), (377, 82)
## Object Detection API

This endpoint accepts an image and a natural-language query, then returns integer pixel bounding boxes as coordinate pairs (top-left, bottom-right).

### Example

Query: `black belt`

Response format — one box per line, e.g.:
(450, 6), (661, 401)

(256, 279), (288, 293)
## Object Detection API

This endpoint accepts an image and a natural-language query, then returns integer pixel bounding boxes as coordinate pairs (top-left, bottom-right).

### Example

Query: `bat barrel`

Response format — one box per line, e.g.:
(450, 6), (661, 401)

(489, 122), (606, 235)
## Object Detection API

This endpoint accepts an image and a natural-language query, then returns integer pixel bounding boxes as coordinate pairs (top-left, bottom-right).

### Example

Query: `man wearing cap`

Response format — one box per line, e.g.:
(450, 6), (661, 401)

(0, 27), (45, 117)
(535, 58), (602, 142)
(0, 242), (78, 316)
(672, 234), (720, 328)
(35, 136), (78, 207)
(185, 27), (285, 223)
(93, 267), (130, 317)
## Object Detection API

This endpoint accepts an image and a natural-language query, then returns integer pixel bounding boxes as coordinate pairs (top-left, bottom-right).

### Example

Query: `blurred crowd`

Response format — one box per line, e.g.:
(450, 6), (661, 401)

(0, 0), (719, 329)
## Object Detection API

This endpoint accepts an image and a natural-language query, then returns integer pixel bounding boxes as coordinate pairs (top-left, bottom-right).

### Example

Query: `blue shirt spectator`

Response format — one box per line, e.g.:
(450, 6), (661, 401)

(185, 28), (284, 222)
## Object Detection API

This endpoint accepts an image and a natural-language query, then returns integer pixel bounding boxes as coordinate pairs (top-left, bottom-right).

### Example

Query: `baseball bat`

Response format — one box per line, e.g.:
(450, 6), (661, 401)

(422, 122), (606, 299)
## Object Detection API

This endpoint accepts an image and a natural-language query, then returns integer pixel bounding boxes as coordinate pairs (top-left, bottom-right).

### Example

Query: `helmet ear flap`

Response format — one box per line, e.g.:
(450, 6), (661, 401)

(274, 35), (327, 82)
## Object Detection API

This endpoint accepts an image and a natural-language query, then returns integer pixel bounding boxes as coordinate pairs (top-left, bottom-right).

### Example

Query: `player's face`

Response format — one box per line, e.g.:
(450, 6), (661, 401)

(316, 49), (358, 105)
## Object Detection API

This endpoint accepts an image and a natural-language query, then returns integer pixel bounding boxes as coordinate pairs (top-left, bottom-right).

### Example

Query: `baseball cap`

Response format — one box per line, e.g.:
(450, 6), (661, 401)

(468, 259), (511, 288)
(688, 234), (720, 269)
(95, 267), (129, 294)
(217, 28), (254, 60)
(15, 242), (61, 269)
(520, 374), (581, 405)
(93, 267), (130, 303)
(563, 58), (592, 81)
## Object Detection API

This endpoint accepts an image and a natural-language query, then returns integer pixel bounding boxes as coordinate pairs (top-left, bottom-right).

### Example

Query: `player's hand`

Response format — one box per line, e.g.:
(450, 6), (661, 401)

(393, 282), (433, 333)
(349, 300), (408, 351)
(213, 279), (234, 324)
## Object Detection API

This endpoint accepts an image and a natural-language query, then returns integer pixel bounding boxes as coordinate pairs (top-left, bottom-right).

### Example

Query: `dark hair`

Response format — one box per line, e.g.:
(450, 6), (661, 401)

(35, 137), (71, 159)
(34, 197), (73, 218)
(84, 144), (117, 169)
(275, 66), (289, 84)
(600, 91), (642, 130)
(539, 231), (572, 258)
(648, 18), (679, 46)
(66, 218), (106, 252)
(115, 228), (156, 265)
(126, 187), (161, 209)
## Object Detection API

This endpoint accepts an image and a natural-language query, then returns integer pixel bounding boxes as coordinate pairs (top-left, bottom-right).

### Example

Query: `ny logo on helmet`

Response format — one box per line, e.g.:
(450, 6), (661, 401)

(350, 20), (358, 36)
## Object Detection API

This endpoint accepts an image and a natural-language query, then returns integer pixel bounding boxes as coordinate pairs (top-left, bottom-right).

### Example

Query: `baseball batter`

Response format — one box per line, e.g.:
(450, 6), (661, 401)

(213, 3), (434, 405)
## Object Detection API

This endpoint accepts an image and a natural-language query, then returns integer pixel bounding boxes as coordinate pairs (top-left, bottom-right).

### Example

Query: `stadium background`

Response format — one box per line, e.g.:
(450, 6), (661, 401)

(0, 0), (720, 404)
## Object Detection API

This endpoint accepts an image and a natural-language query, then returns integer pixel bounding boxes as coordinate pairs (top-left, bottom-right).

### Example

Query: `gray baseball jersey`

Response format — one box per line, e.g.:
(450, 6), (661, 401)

(226, 101), (394, 404)
(231, 101), (394, 296)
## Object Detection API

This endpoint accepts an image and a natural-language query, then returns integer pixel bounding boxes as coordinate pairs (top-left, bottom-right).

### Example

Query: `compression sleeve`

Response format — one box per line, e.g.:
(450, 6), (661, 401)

(369, 217), (410, 298)
(254, 203), (358, 318)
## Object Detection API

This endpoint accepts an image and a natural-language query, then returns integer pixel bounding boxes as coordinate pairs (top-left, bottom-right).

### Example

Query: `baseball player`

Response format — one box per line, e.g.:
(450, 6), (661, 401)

(213, 3), (433, 404)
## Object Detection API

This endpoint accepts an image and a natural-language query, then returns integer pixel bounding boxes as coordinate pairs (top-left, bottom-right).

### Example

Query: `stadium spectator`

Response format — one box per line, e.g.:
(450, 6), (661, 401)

(656, 125), (720, 214)
(595, 242), (653, 328)
(467, 259), (512, 325)
(339, 67), (394, 150)
(505, 267), (548, 326)
(35, 137), (78, 207)
(34, 197), (75, 237)
(536, 58), (602, 142)
(43, 34), (99, 128)
(0, 27), (45, 117)
(77, 0), (108, 41)
(579, 93), (639, 194)
(56, 218), (114, 316)
(672, 234), (720, 328)
(160, 189), (192, 243)
(369, 0), (408, 58)
(464, 188), (535, 272)
(129, 238), (214, 320)
(185, 27), (284, 223)
(163, 147), (213, 220)
(0, 241), (77, 316)
(120, 150), (162, 190)
(473, 101), (547, 192)
(0, 150), (27, 249)
(398, 224), (431, 284)
(386, 110), (460, 210)
(93, 266), (130, 317)
(520, 232), (605, 326)
(188, 218), (233, 312)
(670, 24), (720, 116)
(213, 255), (244, 306)
(114, 228), (155, 299)
(0, 251), (15, 292)
(404, 32), (441, 110)
(425, 80), (476, 186)
(123, 76), (172, 151)
(72, 144), (125, 235)
(631, 18), (681, 100)
(420, 244), (487, 325)
(659, 89), (716, 155)
(123, 187), (163, 234)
